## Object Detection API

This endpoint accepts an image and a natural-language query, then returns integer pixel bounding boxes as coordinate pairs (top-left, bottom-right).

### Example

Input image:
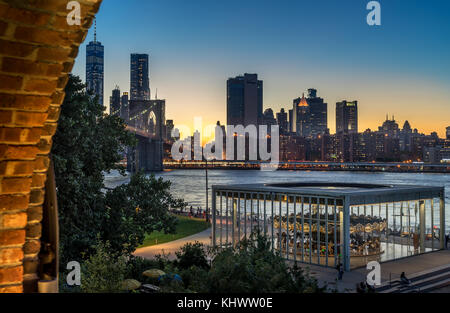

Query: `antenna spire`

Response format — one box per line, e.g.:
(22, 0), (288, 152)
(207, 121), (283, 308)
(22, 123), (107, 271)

(155, 88), (158, 100)
(94, 19), (97, 42)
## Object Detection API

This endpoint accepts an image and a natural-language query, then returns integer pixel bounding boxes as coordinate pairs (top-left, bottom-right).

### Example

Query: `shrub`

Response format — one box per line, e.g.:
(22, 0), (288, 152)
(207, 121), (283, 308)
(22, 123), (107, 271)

(80, 241), (127, 293)
(158, 234), (325, 293)
(174, 241), (210, 270)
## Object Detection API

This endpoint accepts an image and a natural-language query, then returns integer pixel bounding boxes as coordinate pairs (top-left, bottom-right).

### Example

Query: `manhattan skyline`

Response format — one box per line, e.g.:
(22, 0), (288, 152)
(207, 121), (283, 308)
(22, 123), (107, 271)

(72, 0), (450, 137)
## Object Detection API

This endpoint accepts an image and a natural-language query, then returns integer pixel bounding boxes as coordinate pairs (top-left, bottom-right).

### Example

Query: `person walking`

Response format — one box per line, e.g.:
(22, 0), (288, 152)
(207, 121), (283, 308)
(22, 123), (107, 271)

(336, 263), (344, 280)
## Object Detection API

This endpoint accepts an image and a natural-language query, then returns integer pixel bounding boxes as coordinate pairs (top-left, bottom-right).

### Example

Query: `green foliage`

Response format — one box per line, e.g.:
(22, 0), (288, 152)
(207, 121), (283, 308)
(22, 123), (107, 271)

(52, 74), (184, 265)
(104, 172), (184, 256)
(174, 241), (210, 270)
(52, 75), (135, 264)
(80, 241), (127, 293)
(159, 234), (325, 293)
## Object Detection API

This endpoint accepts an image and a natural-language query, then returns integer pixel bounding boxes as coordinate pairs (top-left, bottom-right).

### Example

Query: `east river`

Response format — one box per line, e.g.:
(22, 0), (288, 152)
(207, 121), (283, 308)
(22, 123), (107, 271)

(104, 169), (450, 230)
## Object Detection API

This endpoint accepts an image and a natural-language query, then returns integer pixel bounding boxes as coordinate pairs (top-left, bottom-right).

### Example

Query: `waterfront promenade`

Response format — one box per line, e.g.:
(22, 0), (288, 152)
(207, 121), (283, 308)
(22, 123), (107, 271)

(133, 228), (212, 260)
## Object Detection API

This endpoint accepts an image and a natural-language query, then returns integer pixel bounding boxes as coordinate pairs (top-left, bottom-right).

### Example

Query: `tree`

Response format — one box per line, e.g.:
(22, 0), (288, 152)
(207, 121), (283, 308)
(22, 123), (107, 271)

(103, 172), (184, 256)
(80, 241), (127, 293)
(52, 75), (182, 264)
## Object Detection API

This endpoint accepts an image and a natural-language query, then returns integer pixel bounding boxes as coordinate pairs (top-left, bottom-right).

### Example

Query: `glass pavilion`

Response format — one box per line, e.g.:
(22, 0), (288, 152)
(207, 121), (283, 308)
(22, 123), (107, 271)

(211, 182), (446, 271)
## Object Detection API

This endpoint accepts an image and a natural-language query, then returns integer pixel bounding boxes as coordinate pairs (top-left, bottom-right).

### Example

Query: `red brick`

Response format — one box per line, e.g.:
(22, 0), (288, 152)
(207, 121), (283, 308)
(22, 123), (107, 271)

(0, 161), (34, 176)
(0, 2), (7, 15)
(0, 20), (7, 36)
(0, 284), (22, 293)
(62, 61), (74, 73)
(0, 194), (29, 212)
(46, 105), (61, 121)
(33, 155), (49, 172)
(37, 137), (52, 154)
(0, 266), (23, 284)
(0, 39), (37, 58)
(24, 78), (58, 94)
(14, 111), (48, 126)
(27, 206), (42, 223)
(29, 189), (44, 206)
(1, 57), (63, 78)
(31, 173), (46, 189)
(0, 248), (23, 264)
(23, 239), (40, 255)
(57, 75), (69, 89)
(2, 7), (51, 26)
(0, 74), (23, 90)
(0, 93), (51, 111)
(26, 223), (41, 239)
(1, 177), (32, 194)
(23, 1), (71, 12)
(41, 122), (57, 137)
(0, 110), (13, 125)
(37, 46), (71, 63)
(0, 230), (25, 246)
(0, 145), (39, 160)
(14, 26), (76, 47)
(1, 212), (27, 228)
(51, 91), (65, 104)
(23, 257), (38, 274)
(0, 127), (42, 144)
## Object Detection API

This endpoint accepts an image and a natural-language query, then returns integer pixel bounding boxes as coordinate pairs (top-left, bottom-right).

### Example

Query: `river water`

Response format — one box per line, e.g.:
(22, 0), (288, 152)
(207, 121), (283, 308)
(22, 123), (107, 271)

(104, 169), (450, 230)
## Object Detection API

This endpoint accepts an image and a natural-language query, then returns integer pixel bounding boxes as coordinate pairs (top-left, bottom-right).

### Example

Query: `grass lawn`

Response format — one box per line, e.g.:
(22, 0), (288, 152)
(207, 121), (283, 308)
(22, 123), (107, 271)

(139, 215), (210, 248)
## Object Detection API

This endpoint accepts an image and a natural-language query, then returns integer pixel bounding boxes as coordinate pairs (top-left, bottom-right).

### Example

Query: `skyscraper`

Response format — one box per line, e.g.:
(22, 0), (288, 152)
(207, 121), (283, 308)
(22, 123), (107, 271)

(262, 108), (276, 125)
(86, 21), (104, 106)
(276, 108), (288, 134)
(130, 53), (150, 101)
(166, 119), (175, 141)
(120, 92), (129, 121)
(446, 126), (450, 140)
(306, 89), (328, 137)
(292, 89), (327, 138)
(336, 100), (358, 134)
(109, 86), (121, 116)
(227, 73), (263, 127)
(292, 93), (311, 137)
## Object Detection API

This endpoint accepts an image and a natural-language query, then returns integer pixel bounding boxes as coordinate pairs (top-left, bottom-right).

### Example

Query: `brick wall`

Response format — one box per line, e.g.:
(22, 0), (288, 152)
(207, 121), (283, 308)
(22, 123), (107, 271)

(0, 0), (102, 293)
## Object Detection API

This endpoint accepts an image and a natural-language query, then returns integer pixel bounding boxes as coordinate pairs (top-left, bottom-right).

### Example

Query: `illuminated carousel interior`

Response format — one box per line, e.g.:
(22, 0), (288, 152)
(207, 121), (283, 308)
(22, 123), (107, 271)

(212, 183), (445, 270)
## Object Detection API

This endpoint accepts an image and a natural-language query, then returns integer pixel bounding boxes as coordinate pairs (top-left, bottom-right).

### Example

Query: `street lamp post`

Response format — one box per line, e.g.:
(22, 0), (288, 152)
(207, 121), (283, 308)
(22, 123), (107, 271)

(205, 156), (208, 222)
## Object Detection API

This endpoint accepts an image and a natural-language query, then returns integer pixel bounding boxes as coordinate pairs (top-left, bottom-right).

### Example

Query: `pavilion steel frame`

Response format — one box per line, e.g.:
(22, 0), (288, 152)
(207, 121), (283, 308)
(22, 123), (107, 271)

(211, 182), (445, 271)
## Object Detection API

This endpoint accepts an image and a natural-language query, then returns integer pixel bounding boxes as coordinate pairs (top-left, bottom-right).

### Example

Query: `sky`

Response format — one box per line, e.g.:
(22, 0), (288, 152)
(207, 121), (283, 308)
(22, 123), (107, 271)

(72, 0), (450, 137)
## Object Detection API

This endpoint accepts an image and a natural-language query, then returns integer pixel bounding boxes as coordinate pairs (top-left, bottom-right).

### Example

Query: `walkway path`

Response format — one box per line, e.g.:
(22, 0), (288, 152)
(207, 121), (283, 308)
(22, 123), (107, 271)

(133, 228), (212, 260)
(297, 249), (450, 292)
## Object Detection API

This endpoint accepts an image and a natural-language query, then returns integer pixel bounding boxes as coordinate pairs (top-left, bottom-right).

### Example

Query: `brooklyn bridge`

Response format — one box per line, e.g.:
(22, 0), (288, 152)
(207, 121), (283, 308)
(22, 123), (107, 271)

(125, 99), (166, 172)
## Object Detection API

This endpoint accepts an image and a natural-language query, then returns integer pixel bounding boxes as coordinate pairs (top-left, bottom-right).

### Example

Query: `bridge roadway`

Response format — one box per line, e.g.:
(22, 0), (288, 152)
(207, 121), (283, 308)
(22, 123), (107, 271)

(125, 125), (153, 139)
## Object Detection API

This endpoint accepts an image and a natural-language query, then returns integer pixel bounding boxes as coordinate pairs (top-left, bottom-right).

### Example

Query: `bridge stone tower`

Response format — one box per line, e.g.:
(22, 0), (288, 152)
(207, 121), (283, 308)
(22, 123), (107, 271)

(126, 99), (165, 172)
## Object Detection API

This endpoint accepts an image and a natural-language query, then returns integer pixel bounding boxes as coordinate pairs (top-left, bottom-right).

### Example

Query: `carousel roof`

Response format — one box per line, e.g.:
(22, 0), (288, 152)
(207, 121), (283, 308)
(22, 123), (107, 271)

(212, 182), (444, 205)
